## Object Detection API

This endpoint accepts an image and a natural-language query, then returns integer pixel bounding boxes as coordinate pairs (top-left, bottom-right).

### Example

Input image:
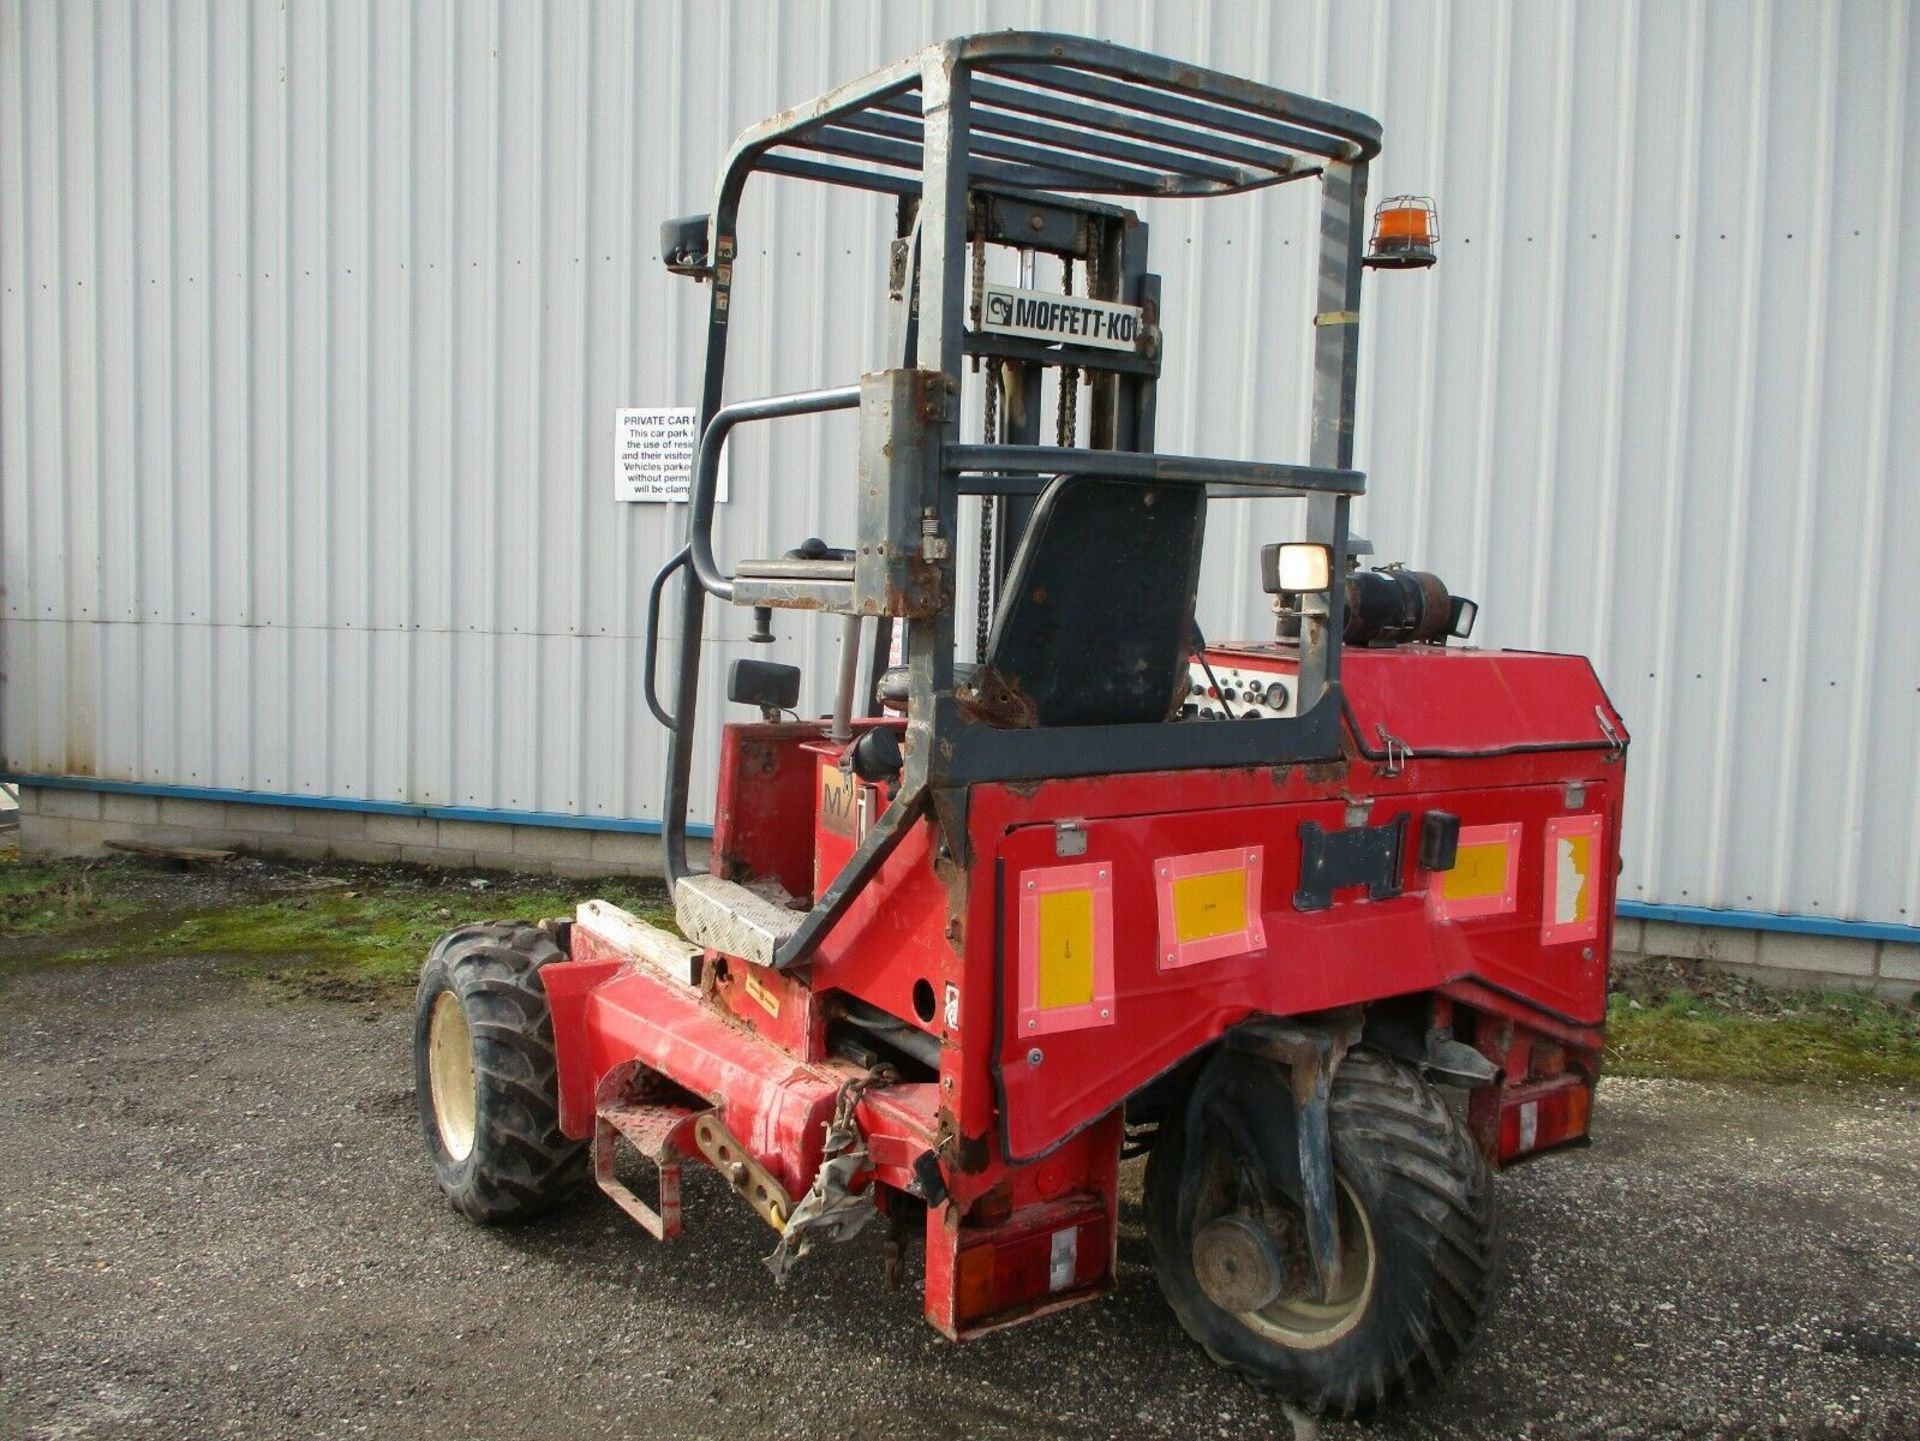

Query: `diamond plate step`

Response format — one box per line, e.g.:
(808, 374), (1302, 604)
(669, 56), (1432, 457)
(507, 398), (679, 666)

(674, 874), (802, 969)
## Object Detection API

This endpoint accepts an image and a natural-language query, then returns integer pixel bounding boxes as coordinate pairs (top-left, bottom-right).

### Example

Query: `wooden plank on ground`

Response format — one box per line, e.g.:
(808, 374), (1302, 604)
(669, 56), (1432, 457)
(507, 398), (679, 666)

(104, 839), (237, 864)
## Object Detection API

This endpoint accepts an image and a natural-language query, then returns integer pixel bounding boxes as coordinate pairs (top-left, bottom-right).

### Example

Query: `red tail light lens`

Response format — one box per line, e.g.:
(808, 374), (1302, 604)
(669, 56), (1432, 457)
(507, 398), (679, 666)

(1498, 1077), (1592, 1162)
(954, 1205), (1108, 1329)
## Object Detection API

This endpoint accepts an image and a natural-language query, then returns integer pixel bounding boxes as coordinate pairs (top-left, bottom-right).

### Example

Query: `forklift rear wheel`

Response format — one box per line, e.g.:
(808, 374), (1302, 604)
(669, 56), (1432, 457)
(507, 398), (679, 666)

(1144, 1047), (1498, 1416)
(412, 922), (585, 1223)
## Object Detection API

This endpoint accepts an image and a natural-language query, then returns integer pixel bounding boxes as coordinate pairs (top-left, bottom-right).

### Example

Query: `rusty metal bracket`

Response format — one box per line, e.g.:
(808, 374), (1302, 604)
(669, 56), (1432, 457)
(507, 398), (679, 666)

(690, 1112), (796, 1232)
(1227, 1013), (1364, 1303)
(591, 1064), (707, 1243)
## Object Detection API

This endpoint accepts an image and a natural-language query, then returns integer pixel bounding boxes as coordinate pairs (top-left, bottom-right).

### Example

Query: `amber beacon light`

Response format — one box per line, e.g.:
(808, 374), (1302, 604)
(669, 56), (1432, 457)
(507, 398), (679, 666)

(1365, 195), (1439, 269)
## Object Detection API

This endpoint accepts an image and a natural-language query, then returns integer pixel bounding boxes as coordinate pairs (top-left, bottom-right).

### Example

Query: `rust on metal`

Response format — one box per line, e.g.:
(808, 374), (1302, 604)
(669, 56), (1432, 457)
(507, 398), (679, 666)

(955, 666), (1038, 729)
(691, 1111), (797, 1231)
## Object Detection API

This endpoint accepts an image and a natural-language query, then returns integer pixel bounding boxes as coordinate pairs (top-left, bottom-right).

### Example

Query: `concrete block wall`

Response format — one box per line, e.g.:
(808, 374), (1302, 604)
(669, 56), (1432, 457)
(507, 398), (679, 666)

(12, 786), (669, 881)
(16, 785), (1916, 995)
(1611, 916), (1916, 1000)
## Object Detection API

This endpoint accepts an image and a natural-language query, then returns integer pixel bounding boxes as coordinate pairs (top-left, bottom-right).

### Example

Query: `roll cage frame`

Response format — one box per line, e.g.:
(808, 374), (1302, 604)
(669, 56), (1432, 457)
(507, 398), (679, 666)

(650, 33), (1385, 969)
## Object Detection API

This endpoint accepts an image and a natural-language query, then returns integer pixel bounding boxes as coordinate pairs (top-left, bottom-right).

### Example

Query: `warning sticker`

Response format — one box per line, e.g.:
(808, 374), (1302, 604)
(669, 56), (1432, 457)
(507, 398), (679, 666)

(743, 968), (781, 1018)
(976, 284), (1146, 353)
(615, 407), (728, 503)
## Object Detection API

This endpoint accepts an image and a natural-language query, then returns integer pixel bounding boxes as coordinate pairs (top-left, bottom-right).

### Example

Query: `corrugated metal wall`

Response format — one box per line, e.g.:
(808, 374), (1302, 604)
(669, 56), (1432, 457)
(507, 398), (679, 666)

(2, 0), (1916, 929)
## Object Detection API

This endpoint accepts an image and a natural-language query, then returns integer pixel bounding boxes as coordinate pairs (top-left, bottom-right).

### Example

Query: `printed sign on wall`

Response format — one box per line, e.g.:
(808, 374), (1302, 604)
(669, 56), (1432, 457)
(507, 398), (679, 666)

(615, 407), (727, 503)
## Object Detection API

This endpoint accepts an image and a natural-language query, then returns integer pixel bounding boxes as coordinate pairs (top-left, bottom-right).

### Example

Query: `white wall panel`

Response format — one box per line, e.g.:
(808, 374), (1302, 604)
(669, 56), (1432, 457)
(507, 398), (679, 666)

(2, 0), (1916, 927)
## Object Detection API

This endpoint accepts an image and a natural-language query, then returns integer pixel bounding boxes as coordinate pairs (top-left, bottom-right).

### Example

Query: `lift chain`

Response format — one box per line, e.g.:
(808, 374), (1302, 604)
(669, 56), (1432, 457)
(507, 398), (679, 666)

(1057, 247), (1079, 448)
(968, 199), (987, 374)
(983, 346), (999, 445)
(976, 334), (999, 659)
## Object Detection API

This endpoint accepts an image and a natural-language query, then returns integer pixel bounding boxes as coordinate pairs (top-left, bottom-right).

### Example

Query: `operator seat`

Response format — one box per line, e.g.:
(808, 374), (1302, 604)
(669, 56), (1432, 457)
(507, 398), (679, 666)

(967, 472), (1207, 728)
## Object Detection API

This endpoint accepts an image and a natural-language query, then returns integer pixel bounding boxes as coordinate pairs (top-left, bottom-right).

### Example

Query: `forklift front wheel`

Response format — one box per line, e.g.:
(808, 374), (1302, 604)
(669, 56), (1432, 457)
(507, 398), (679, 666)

(412, 922), (586, 1223)
(1143, 1047), (1498, 1416)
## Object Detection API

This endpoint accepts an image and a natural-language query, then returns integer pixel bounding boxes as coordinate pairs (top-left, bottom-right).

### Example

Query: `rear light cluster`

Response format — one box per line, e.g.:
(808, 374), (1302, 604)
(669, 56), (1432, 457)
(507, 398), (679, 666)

(955, 1205), (1109, 1327)
(1496, 1076), (1592, 1162)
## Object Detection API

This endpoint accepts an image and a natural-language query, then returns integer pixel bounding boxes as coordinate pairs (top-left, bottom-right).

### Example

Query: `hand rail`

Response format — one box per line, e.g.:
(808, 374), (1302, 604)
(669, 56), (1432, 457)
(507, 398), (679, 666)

(687, 385), (864, 602)
(664, 382), (863, 890)
(642, 545), (690, 730)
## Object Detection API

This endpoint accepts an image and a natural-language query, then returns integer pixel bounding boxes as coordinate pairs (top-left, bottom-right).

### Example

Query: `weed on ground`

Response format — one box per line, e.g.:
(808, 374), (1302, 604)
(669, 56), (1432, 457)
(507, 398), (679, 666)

(0, 850), (144, 939)
(1608, 955), (1920, 1085)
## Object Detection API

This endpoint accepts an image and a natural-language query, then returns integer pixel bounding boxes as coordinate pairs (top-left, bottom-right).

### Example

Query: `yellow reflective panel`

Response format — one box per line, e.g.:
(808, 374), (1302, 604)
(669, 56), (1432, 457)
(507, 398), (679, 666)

(1171, 869), (1248, 944)
(1036, 888), (1095, 1010)
(1443, 841), (1509, 900)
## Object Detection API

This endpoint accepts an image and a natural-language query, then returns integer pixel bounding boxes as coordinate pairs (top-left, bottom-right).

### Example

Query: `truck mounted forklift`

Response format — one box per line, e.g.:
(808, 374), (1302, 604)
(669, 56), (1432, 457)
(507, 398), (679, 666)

(412, 34), (1628, 1416)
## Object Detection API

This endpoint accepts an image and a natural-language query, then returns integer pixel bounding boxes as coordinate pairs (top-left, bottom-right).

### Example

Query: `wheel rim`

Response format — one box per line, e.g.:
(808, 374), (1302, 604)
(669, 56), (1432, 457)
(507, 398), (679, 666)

(1189, 1145), (1379, 1350)
(427, 989), (477, 1162)
(1232, 1177), (1377, 1348)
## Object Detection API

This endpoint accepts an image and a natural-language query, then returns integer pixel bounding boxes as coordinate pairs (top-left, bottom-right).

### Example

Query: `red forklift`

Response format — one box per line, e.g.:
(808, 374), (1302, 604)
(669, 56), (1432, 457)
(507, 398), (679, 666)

(412, 34), (1626, 1416)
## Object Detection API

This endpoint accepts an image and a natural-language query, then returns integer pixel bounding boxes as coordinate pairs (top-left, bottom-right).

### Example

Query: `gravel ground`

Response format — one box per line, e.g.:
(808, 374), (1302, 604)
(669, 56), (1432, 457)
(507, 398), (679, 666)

(2, 948), (1917, 1440)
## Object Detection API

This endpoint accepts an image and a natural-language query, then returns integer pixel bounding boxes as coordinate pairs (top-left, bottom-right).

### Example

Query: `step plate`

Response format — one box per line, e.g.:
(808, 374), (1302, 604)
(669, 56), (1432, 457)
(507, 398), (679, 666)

(573, 899), (702, 987)
(674, 874), (801, 969)
(592, 1102), (704, 1241)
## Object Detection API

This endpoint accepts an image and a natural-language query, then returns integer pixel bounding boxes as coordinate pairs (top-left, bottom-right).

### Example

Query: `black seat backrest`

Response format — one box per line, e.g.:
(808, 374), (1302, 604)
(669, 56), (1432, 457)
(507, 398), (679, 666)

(977, 473), (1207, 727)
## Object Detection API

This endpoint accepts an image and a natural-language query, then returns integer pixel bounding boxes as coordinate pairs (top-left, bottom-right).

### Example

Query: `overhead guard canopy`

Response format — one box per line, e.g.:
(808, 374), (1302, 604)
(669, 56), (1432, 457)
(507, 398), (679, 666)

(721, 32), (1383, 201)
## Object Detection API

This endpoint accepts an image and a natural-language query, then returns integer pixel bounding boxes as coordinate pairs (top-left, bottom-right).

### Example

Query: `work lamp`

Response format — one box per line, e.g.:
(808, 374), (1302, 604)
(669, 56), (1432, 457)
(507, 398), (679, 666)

(1260, 542), (1333, 596)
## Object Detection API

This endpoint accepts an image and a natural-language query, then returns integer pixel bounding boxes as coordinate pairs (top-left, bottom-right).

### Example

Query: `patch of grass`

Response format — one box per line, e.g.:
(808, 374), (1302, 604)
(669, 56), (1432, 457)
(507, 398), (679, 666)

(41, 862), (675, 997)
(0, 852), (143, 938)
(1607, 959), (1920, 1085)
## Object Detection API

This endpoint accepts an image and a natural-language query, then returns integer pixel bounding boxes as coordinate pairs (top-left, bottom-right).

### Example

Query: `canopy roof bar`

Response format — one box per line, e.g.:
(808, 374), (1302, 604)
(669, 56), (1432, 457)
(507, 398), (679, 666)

(816, 112), (1190, 195)
(757, 153), (922, 197)
(950, 32), (1381, 159)
(715, 32), (1380, 207)
(992, 63), (1370, 164)
(767, 130), (1095, 196)
(955, 79), (1311, 178)
(842, 102), (1256, 193)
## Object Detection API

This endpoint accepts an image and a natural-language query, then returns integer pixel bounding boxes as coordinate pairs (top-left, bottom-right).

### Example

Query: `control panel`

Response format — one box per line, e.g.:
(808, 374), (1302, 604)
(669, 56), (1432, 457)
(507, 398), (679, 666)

(1182, 655), (1300, 721)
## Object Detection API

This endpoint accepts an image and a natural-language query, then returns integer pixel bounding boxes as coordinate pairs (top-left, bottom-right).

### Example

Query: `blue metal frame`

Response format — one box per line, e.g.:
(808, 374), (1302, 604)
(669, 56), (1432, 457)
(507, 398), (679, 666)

(1616, 900), (1918, 947)
(0, 772), (715, 839)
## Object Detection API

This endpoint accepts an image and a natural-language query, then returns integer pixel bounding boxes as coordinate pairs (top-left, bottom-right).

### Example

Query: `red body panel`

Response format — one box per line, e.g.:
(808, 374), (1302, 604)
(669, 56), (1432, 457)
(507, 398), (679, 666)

(1341, 645), (1622, 753)
(546, 951), (943, 1202)
(548, 642), (1626, 1332)
(711, 722), (821, 900)
(984, 772), (1616, 1159)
